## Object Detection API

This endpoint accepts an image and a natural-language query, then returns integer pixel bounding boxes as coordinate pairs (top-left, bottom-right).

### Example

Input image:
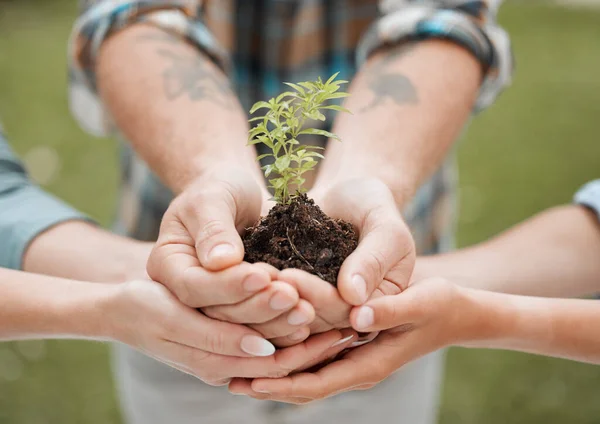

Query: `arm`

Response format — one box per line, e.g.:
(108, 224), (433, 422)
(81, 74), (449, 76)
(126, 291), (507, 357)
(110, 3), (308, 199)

(415, 205), (600, 297)
(95, 23), (262, 192)
(229, 278), (600, 403)
(315, 39), (480, 205)
(23, 220), (151, 282)
(305, 0), (512, 304)
(0, 267), (356, 384)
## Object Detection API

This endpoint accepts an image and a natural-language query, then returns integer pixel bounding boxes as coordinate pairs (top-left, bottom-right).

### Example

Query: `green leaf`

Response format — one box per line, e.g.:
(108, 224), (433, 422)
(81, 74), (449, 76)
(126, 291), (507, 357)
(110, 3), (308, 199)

(284, 82), (306, 95)
(304, 151), (325, 159)
(250, 101), (272, 114)
(276, 91), (298, 103)
(320, 105), (352, 114)
(262, 164), (274, 177)
(269, 178), (285, 189)
(326, 72), (340, 85)
(324, 92), (350, 100)
(298, 82), (316, 92)
(274, 156), (291, 172)
(298, 128), (339, 140)
(256, 153), (272, 161)
(248, 116), (266, 122)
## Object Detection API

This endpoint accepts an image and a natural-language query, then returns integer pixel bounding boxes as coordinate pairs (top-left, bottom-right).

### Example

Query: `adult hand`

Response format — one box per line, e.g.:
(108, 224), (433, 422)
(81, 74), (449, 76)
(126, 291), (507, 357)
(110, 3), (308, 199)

(105, 279), (358, 386)
(229, 277), (468, 402)
(147, 168), (302, 319)
(311, 178), (417, 306)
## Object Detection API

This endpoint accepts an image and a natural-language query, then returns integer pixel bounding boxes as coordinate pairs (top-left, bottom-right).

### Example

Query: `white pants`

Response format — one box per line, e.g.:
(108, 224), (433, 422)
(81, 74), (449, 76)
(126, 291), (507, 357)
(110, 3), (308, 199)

(113, 344), (445, 424)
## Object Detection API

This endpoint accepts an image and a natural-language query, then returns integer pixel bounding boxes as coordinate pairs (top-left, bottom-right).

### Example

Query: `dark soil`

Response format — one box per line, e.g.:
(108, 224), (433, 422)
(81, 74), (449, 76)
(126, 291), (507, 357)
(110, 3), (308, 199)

(243, 194), (358, 286)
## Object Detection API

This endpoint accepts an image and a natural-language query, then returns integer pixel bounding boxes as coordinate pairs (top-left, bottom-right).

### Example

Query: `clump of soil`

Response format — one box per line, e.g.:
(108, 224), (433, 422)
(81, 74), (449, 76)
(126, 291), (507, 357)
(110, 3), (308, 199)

(243, 194), (358, 286)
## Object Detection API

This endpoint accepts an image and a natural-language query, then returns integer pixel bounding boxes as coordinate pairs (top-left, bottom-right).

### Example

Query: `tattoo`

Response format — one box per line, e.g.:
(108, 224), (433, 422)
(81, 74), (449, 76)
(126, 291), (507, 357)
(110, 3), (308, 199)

(137, 32), (233, 105)
(360, 44), (418, 113)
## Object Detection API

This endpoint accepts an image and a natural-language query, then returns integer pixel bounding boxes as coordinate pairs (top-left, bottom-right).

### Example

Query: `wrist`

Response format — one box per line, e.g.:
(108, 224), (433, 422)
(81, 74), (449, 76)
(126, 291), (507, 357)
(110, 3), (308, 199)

(455, 287), (521, 348)
(48, 280), (116, 340)
(314, 162), (414, 208)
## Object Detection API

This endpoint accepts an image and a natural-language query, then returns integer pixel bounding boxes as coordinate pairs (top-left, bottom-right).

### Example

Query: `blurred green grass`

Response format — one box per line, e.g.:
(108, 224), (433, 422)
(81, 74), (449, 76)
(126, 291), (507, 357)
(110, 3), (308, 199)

(0, 1), (599, 423)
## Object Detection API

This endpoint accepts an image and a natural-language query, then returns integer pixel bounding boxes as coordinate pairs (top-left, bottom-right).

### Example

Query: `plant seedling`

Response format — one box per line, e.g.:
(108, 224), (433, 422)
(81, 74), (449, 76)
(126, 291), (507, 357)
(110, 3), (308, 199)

(248, 72), (350, 204)
(242, 73), (358, 286)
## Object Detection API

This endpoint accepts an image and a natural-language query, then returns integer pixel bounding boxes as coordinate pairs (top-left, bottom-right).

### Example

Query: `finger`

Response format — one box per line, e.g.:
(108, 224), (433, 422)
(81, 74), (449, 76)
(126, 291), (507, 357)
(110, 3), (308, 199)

(166, 259), (271, 308)
(249, 340), (389, 399)
(166, 306), (276, 357)
(203, 281), (299, 324)
(229, 380), (313, 404)
(349, 291), (420, 332)
(253, 262), (280, 280)
(219, 329), (356, 379)
(269, 326), (310, 348)
(179, 171), (262, 271)
(279, 269), (351, 330)
(337, 208), (415, 305)
(251, 299), (315, 339)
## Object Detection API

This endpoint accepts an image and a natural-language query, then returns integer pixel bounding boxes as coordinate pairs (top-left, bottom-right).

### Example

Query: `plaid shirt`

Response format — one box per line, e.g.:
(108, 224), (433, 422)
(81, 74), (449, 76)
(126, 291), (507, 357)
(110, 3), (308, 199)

(69, 0), (513, 254)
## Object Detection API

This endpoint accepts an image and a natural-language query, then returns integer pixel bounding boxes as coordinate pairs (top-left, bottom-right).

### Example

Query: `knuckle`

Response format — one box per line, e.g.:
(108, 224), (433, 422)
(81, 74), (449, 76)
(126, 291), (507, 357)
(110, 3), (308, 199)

(267, 368), (291, 379)
(266, 363), (293, 379)
(196, 219), (229, 248)
(203, 330), (227, 354)
(363, 249), (386, 281)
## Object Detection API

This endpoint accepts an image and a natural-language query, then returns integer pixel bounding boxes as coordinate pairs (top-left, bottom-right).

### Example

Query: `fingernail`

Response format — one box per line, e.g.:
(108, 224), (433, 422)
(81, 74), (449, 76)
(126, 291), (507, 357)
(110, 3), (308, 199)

(254, 387), (271, 394)
(331, 335), (355, 348)
(351, 274), (368, 304)
(287, 309), (310, 326)
(241, 335), (276, 357)
(208, 243), (235, 262)
(243, 273), (269, 292)
(269, 291), (296, 311)
(354, 306), (374, 330)
(288, 328), (308, 341)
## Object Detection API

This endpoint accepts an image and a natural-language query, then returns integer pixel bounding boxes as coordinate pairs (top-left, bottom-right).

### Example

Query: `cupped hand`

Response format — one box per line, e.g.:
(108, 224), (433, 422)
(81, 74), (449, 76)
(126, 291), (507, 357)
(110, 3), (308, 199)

(229, 277), (468, 402)
(311, 178), (417, 305)
(245, 178), (417, 345)
(106, 279), (357, 386)
(146, 168), (312, 337)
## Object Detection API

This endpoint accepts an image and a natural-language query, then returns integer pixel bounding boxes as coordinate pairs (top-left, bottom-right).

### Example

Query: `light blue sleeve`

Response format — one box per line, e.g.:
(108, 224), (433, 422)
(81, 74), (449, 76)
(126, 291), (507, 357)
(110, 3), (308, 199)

(0, 131), (89, 270)
(574, 179), (600, 222)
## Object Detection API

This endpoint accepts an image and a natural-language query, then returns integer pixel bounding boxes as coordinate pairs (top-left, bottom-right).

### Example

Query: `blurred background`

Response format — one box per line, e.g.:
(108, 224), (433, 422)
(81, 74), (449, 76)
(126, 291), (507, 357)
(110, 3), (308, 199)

(1, 0), (600, 423)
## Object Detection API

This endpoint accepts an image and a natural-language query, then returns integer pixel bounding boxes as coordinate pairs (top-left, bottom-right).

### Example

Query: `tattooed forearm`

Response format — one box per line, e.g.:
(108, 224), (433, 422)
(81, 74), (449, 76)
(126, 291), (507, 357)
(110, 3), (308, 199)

(137, 31), (233, 105)
(360, 44), (418, 113)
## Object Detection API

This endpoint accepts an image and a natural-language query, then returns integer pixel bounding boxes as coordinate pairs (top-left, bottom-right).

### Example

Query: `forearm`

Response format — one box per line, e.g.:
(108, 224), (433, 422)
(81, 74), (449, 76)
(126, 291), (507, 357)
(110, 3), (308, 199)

(0, 268), (112, 341)
(96, 24), (261, 192)
(22, 221), (152, 283)
(315, 40), (480, 206)
(461, 287), (600, 364)
(417, 205), (600, 297)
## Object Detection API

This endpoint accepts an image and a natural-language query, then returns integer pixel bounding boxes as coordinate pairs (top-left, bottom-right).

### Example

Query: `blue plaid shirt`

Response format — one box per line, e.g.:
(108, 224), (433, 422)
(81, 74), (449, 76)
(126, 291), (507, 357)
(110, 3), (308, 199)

(68, 0), (513, 253)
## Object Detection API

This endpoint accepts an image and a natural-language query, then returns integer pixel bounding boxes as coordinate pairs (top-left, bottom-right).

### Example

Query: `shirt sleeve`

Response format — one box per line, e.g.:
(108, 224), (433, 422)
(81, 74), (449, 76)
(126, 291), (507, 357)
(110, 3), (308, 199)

(357, 0), (513, 112)
(574, 179), (600, 222)
(0, 131), (89, 270)
(68, 0), (229, 137)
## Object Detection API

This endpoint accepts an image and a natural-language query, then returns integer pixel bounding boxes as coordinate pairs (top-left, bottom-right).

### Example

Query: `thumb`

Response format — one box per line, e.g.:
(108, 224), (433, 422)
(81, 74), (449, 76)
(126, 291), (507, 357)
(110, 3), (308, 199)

(337, 208), (415, 305)
(349, 289), (420, 332)
(177, 171), (262, 271)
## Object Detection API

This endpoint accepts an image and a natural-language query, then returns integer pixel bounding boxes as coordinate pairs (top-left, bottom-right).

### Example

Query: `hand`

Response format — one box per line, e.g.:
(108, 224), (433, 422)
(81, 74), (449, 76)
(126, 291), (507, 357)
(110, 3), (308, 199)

(105, 279), (358, 386)
(311, 178), (417, 305)
(249, 178), (416, 345)
(229, 277), (468, 402)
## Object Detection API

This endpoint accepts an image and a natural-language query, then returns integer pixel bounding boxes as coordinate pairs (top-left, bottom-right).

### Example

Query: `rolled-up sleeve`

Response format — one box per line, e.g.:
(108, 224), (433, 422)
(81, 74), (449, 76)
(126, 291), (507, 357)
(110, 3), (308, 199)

(0, 132), (88, 270)
(357, 0), (513, 112)
(68, 0), (229, 137)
